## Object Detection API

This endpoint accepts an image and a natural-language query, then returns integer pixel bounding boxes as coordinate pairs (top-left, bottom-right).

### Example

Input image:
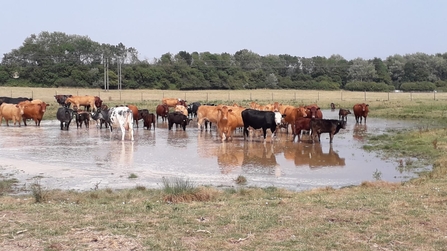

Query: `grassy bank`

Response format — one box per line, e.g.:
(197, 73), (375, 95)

(1, 88), (447, 250)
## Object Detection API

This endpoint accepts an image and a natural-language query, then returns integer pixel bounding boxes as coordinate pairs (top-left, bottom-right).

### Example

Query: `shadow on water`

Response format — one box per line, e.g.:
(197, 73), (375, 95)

(0, 110), (432, 192)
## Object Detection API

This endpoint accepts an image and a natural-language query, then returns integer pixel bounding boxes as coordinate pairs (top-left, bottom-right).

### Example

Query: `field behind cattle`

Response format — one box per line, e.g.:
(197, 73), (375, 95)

(2, 87), (447, 250)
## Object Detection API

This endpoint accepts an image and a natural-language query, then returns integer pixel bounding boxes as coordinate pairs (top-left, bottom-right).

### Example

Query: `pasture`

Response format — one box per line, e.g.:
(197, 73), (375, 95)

(1, 87), (447, 250)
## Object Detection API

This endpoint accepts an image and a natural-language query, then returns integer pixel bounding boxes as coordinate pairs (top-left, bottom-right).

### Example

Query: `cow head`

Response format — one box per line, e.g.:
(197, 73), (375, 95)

(274, 111), (282, 125)
(306, 106), (321, 118)
(218, 106), (231, 121)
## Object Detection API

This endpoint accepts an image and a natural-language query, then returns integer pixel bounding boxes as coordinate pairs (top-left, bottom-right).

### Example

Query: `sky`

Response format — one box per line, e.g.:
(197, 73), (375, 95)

(1, 0), (446, 61)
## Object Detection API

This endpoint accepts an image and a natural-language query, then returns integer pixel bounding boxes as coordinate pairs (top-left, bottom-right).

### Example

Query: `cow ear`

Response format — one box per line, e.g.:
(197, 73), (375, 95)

(317, 107), (321, 110)
(366, 104), (369, 106)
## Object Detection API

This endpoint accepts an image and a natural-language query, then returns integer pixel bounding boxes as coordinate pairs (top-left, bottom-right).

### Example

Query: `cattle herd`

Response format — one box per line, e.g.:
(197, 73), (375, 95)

(0, 94), (370, 144)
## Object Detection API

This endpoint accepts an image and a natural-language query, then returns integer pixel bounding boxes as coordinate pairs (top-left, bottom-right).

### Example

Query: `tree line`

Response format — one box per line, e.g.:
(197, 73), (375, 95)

(1, 31), (446, 92)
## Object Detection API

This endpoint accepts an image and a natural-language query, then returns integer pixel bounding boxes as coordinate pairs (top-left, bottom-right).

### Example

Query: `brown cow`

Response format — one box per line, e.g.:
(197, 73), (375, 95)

(162, 98), (187, 108)
(305, 104), (323, 119)
(142, 112), (156, 130)
(54, 94), (72, 106)
(281, 106), (307, 135)
(292, 117), (312, 142)
(338, 109), (352, 121)
(156, 104), (169, 121)
(353, 103), (369, 123)
(126, 104), (140, 128)
(197, 105), (220, 130)
(216, 105), (242, 142)
(0, 103), (24, 126)
(17, 101), (49, 126)
(65, 95), (97, 111)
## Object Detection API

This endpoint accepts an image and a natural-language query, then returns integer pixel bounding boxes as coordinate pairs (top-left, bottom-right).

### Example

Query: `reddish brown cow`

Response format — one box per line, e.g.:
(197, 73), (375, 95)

(0, 103), (24, 126)
(353, 103), (369, 123)
(156, 104), (169, 121)
(305, 104), (323, 119)
(292, 117), (312, 142)
(338, 109), (352, 121)
(18, 101), (49, 126)
(126, 104), (140, 128)
(141, 112), (156, 130)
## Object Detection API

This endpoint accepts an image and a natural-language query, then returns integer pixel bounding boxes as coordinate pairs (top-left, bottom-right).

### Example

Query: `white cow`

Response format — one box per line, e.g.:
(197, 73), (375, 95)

(108, 107), (134, 141)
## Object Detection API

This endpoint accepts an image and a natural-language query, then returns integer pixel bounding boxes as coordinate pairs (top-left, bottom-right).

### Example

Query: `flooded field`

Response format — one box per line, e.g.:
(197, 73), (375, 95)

(0, 110), (429, 192)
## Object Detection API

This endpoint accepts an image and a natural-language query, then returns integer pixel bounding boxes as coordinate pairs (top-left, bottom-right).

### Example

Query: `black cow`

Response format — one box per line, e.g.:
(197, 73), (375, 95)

(187, 102), (201, 118)
(91, 108), (111, 129)
(310, 119), (346, 143)
(56, 107), (75, 130)
(75, 111), (90, 128)
(167, 112), (190, 131)
(142, 112), (156, 130)
(0, 96), (33, 105)
(241, 109), (282, 141)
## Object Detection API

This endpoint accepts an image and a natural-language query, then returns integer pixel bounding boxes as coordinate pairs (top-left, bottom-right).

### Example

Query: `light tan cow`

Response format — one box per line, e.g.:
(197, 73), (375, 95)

(65, 95), (97, 111)
(162, 98), (186, 108)
(0, 103), (24, 126)
(281, 106), (307, 135)
(197, 105), (220, 130)
(175, 105), (188, 117)
(216, 105), (245, 142)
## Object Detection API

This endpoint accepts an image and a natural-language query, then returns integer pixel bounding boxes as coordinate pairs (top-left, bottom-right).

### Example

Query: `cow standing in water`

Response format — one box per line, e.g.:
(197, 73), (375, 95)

(108, 107), (134, 141)
(353, 103), (369, 123)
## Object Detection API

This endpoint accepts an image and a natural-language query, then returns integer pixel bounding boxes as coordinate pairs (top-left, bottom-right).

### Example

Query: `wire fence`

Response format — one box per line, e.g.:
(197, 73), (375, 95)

(0, 87), (444, 105)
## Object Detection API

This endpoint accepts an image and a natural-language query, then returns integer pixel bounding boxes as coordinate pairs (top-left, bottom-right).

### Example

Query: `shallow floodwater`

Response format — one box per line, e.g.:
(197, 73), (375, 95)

(0, 109), (429, 192)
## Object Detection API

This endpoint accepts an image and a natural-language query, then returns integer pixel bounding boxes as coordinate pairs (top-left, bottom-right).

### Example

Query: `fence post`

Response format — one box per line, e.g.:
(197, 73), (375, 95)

(32, 91), (33, 99)
(388, 92), (390, 101)
(295, 92), (296, 100)
(341, 90), (343, 101)
(271, 93), (273, 101)
(250, 93), (252, 101)
(184, 92), (186, 100)
(120, 91), (122, 101)
(364, 91), (366, 101)
(207, 93), (209, 102)
(141, 92), (143, 101)
(228, 92), (230, 101)
(318, 92), (320, 101)
(434, 91), (436, 100)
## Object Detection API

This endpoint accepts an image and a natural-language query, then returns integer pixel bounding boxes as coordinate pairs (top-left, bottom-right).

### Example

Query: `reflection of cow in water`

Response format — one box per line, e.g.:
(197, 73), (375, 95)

(353, 124), (367, 142)
(241, 142), (280, 176)
(284, 143), (345, 168)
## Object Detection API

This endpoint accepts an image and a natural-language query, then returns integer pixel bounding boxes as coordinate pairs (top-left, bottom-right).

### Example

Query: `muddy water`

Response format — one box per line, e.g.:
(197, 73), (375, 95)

(0, 110), (429, 192)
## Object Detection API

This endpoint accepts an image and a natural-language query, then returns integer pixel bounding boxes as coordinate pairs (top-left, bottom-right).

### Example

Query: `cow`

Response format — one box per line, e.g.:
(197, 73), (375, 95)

(162, 98), (187, 108)
(338, 109), (352, 121)
(0, 103), (24, 126)
(187, 102), (201, 118)
(330, 103), (336, 110)
(65, 95), (97, 111)
(156, 104), (169, 122)
(108, 106), (134, 141)
(197, 105), (220, 130)
(241, 109), (282, 142)
(305, 104), (323, 119)
(142, 112), (156, 130)
(216, 105), (245, 142)
(310, 119), (346, 143)
(75, 111), (91, 128)
(167, 112), (190, 131)
(353, 103), (369, 123)
(91, 108), (111, 129)
(54, 94), (72, 107)
(0, 97), (33, 105)
(174, 105), (188, 117)
(281, 106), (307, 134)
(17, 101), (49, 126)
(292, 117), (312, 142)
(56, 107), (75, 130)
(125, 104), (140, 128)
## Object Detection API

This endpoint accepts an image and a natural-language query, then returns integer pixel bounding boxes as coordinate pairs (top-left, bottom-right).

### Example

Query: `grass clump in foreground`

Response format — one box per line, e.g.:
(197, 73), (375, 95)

(161, 176), (216, 203)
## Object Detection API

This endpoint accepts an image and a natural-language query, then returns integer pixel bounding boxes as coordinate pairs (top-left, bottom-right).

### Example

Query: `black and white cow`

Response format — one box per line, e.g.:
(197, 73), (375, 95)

(167, 112), (190, 131)
(56, 107), (75, 130)
(187, 102), (201, 118)
(108, 106), (134, 141)
(310, 119), (346, 143)
(241, 109), (282, 141)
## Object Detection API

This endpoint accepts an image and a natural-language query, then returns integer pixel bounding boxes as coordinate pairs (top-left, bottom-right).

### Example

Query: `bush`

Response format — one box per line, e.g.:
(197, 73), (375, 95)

(344, 81), (394, 92)
(400, 82), (436, 92)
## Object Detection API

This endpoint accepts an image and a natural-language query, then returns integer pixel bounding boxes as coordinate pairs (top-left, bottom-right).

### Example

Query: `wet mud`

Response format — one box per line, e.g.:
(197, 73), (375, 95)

(0, 110), (429, 192)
